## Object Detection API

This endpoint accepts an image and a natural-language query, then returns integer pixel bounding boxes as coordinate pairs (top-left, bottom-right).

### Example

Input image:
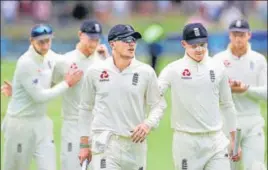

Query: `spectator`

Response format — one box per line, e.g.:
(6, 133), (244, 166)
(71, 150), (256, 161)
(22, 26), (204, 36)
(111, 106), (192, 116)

(1, 1), (19, 23)
(111, 1), (131, 19)
(255, 0), (267, 25)
(32, 1), (52, 22)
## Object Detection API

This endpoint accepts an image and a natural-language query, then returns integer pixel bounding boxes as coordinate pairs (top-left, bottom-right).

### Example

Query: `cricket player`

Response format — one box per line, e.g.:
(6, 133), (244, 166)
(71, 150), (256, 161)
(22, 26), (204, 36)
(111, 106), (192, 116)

(51, 20), (109, 170)
(213, 19), (267, 170)
(78, 24), (166, 170)
(158, 23), (240, 170)
(1, 24), (83, 170)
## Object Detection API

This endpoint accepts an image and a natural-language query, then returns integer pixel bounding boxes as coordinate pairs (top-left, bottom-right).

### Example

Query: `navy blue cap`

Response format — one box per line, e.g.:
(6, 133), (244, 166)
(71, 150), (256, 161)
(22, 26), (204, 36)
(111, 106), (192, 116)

(31, 24), (53, 40)
(108, 24), (142, 41)
(182, 23), (208, 45)
(80, 20), (102, 39)
(229, 19), (250, 32)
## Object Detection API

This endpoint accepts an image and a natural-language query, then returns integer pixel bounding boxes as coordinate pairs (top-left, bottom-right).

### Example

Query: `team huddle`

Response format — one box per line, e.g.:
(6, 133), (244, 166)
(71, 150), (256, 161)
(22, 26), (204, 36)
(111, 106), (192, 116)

(1, 19), (267, 170)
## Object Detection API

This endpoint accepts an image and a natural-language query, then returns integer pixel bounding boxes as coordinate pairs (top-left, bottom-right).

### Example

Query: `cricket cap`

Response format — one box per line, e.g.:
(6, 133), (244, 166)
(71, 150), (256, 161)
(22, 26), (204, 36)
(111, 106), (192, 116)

(80, 19), (102, 39)
(31, 24), (54, 40)
(108, 24), (142, 41)
(182, 23), (208, 45)
(229, 19), (250, 32)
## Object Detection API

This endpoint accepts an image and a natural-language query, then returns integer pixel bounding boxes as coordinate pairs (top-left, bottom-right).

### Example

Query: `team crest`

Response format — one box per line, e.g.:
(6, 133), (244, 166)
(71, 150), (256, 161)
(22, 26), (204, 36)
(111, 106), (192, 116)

(209, 70), (215, 82)
(132, 73), (139, 86)
(48, 60), (52, 69)
(193, 28), (200, 37)
(182, 159), (188, 170)
(236, 20), (242, 27)
(100, 158), (106, 169)
(249, 61), (254, 70)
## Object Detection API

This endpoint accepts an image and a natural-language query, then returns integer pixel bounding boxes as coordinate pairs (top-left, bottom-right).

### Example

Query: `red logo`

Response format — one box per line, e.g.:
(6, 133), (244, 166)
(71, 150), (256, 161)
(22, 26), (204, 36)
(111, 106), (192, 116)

(70, 63), (78, 69)
(181, 69), (192, 79)
(100, 70), (109, 81)
(182, 69), (191, 76)
(223, 60), (231, 67)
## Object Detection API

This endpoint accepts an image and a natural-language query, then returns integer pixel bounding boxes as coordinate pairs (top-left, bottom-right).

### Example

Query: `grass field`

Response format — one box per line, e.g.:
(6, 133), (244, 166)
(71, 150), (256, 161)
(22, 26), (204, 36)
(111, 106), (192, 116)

(1, 57), (267, 170)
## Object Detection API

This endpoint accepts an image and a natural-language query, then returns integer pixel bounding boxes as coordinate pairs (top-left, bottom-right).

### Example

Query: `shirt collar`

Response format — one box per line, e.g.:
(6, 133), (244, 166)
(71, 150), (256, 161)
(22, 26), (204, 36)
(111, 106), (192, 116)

(107, 56), (137, 73)
(227, 43), (252, 60)
(28, 45), (45, 63)
(183, 52), (209, 65)
(75, 49), (92, 60)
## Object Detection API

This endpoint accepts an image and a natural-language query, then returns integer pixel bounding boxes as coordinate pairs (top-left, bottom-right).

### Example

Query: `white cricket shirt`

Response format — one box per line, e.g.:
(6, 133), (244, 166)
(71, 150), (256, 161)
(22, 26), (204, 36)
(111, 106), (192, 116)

(213, 44), (267, 122)
(6, 45), (69, 117)
(78, 57), (166, 137)
(52, 49), (105, 120)
(158, 53), (237, 133)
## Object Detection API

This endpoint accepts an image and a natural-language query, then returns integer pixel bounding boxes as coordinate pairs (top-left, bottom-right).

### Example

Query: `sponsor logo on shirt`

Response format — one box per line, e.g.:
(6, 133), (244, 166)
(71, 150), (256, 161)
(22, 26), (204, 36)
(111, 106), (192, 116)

(181, 69), (192, 79)
(99, 70), (109, 82)
(223, 60), (231, 67)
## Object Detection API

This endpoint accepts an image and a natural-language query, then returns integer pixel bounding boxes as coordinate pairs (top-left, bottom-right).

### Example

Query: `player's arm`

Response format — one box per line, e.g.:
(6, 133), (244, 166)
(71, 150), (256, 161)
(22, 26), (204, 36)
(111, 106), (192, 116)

(131, 68), (167, 143)
(18, 61), (82, 103)
(219, 70), (237, 139)
(144, 69), (167, 129)
(78, 69), (96, 162)
(245, 58), (267, 100)
(51, 55), (65, 87)
(158, 64), (172, 97)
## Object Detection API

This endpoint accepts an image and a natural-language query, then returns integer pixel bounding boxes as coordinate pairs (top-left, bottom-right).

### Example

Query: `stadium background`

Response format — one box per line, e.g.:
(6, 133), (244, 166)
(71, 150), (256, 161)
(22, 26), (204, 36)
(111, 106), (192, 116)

(1, 1), (267, 170)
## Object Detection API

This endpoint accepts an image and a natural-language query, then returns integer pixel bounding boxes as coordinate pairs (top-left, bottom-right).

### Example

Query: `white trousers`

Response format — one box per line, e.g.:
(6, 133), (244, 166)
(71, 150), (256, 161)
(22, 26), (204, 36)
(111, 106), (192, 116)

(173, 130), (230, 170)
(224, 116), (266, 170)
(2, 115), (56, 170)
(90, 132), (147, 170)
(60, 119), (81, 170)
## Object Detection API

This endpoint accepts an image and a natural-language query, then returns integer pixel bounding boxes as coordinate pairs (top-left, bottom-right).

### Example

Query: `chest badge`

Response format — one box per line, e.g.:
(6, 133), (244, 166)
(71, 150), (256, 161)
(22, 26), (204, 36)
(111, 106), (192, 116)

(132, 73), (139, 86)
(209, 70), (215, 82)
(249, 61), (254, 71)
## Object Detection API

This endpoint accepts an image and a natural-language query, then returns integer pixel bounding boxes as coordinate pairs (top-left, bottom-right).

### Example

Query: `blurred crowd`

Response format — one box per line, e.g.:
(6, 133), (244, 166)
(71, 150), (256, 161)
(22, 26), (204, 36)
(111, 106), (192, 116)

(1, 1), (267, 28)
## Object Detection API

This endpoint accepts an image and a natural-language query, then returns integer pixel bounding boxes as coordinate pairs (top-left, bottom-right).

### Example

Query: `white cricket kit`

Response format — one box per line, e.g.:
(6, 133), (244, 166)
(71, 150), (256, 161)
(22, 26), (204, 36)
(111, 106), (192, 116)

(158, 53), (237, 170)
(1, 45), (69, 170)
(52, 49), (105, 170)
(213, 44), (267, 170)
(78, 57), (165, 170)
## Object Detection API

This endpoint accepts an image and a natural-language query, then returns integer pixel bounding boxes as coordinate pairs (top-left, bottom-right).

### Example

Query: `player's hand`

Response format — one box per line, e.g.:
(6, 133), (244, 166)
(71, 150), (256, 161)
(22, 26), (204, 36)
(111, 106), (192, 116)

(131, 123), (151, 143)
(1, 80), (12, 97)
(229, 80), (249, 93)
(78, 148), (92, 165)
(229, 141), (242, 162)
(64, 65), (83, 87)
(96, 44), (110, 58)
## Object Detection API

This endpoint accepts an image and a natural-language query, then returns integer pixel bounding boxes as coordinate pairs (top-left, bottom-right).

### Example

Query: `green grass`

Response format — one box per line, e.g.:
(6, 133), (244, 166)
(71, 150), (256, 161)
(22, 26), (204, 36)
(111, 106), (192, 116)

(1, 58), (267, 170)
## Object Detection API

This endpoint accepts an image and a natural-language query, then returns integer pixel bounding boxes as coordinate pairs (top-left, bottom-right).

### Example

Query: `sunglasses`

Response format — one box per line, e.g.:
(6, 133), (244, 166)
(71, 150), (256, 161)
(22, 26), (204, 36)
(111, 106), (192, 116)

(114, 36), (136, 43)
(31, 25), (53, 38)
(190, 43), (208, 49)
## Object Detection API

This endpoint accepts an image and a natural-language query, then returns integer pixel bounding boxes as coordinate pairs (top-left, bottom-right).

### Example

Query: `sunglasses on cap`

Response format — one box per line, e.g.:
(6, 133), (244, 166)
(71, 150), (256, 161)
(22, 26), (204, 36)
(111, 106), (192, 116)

(31, 25), (53, 38)
(114, 36), (136, 43)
